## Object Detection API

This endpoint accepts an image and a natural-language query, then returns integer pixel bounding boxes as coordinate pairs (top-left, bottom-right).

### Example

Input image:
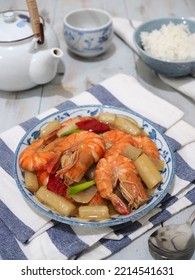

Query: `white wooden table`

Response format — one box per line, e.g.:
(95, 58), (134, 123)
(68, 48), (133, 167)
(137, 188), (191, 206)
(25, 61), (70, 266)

(0, 0), (195, 260)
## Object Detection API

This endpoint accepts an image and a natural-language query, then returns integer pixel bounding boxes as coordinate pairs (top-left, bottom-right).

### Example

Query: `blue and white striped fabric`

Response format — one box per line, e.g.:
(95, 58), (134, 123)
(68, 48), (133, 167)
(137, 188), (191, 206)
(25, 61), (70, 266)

(0, 74), (195, 260)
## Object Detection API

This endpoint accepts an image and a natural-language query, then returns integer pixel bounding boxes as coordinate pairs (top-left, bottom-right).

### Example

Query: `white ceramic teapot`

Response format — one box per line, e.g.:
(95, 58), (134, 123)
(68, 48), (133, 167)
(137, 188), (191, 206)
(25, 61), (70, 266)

(0, 10), (63, 91)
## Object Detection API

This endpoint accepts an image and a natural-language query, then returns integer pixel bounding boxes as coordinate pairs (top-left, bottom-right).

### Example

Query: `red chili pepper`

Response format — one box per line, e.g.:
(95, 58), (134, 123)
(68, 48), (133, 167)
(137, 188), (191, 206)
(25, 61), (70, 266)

(76, 118), (110, 133)
(47, 174), (68, 197)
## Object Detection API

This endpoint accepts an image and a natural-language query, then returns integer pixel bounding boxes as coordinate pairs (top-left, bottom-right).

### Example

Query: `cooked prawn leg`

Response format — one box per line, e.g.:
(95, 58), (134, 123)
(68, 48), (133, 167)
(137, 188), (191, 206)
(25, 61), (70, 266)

(109, 193), (130, 215)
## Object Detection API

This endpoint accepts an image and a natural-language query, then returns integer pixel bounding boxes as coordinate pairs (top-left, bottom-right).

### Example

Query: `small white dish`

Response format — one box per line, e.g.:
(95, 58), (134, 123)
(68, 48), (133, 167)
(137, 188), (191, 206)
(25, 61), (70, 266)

(63, 8), (114, 57)
(14, 105), (175, 227)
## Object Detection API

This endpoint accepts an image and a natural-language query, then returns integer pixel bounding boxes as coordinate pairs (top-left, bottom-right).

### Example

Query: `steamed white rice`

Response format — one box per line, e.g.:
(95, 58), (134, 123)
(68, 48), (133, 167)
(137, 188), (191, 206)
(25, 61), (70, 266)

(140, 22), (195, 61)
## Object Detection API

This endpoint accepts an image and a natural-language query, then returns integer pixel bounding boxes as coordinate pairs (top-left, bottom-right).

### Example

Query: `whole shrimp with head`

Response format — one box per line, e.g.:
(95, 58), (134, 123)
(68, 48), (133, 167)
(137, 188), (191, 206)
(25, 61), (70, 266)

(95, 152), (148, 215)
(19, 138), (61, 173)
(103, 130), (160, 159)
(95, 130), (150, 215)
(19, 130), (106, 185)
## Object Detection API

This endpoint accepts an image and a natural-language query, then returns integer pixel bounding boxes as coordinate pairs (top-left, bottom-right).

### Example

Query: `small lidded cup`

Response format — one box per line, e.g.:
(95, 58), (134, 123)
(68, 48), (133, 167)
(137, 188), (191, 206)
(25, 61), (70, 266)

(63, 8), (113, 57)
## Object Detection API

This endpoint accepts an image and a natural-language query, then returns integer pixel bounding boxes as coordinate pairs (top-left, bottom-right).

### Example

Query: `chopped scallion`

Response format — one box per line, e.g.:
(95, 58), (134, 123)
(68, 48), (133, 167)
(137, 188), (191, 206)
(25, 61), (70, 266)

(67, 180), (95, 196)
(60, 128), (83, 136)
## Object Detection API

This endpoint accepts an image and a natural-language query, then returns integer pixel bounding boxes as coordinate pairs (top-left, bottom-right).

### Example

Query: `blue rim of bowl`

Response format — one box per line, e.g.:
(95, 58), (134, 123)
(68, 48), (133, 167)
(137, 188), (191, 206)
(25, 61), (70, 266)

(64, 22), (113, 34)
(63, 8), (113, 32)
(13, 104), (175, 227)
(133, 17), (195, 63)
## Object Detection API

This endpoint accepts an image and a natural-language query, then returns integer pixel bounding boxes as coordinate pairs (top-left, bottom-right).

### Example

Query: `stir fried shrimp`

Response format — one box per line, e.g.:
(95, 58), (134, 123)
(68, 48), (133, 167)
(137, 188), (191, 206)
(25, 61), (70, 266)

(19, 139), (60, 172)
(115, 155), (148, 209)
(43, 131), (106, 184)
(95, 155), (129, 215)
(95, 153), (148, 214)
(19, 112), (164, 220)
(94, 129), (157, 214)
(58, 148), (95, 184)
(20, 130), (105, 184)
(103, 130), (160, 159)
(103, 130), (134, 148)
(105, 141), (134, 158)
(132, 136), (160, 159)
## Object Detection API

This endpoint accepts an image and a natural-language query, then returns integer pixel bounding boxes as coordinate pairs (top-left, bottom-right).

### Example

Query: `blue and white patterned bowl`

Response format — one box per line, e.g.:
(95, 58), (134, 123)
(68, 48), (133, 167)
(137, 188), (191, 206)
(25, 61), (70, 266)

(63, 8), (114, 57)
(14, 105), (175, 227)
(133, 17), (195, 77)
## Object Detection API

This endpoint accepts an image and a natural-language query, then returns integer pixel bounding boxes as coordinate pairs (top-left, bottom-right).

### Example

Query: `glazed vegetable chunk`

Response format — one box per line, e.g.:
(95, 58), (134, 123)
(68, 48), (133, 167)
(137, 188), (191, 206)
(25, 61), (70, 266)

(79, 205), (109, 220)
(71, 185), (97, 203)
(24, 171), (39, 192)
(36, 186), (76, 216)
(98, 112), (142, 135)
(40, 120), (61, 138)
(134, 153), (163, 189)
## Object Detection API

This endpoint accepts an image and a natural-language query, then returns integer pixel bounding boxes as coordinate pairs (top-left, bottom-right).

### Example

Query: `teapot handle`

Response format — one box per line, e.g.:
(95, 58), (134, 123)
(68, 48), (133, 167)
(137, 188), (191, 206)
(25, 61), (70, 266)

(26, 0), (44, 44)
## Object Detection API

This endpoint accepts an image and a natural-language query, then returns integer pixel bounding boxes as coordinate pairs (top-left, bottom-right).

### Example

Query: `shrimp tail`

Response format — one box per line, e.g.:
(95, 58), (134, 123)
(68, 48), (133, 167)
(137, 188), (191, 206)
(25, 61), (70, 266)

(37, 170), (49, 186)
(108, 193), (130, 215)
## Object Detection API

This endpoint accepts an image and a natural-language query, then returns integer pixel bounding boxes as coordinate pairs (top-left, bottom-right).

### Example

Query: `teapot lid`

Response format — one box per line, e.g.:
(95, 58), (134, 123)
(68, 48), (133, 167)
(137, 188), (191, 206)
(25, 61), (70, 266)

(0, 10), (43, 42)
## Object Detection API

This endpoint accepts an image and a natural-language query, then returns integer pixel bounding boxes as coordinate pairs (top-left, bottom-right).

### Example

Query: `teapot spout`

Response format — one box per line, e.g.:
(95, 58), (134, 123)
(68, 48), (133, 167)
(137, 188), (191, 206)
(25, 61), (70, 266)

(29, 48), (63, 85)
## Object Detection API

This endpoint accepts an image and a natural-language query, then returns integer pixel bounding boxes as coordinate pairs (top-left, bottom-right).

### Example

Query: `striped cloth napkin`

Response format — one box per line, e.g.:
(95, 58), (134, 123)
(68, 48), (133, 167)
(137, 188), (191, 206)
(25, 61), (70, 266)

(0, 73), (195, 260)
(113, 17), (195, 101)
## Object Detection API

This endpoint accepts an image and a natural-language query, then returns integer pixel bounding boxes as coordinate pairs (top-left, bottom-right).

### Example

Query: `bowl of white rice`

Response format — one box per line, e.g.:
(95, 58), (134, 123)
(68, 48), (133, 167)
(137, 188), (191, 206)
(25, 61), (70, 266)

(133, 17), (195, 77)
